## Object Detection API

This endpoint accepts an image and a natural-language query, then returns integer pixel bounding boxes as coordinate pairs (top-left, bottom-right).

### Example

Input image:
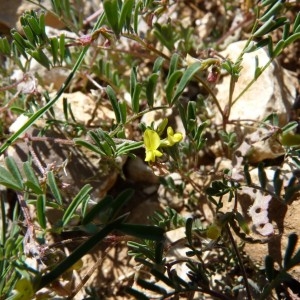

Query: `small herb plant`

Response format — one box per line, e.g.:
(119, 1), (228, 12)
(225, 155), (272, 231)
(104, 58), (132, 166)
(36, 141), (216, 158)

(0, 0), (300, 299)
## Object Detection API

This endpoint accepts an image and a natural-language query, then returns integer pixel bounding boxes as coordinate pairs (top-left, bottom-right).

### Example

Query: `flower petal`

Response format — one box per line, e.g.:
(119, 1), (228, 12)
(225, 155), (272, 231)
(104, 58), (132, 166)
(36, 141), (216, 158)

(145, 149), (163, 162)
(144, 129), (161, 150)
(166, 127), (183, 146)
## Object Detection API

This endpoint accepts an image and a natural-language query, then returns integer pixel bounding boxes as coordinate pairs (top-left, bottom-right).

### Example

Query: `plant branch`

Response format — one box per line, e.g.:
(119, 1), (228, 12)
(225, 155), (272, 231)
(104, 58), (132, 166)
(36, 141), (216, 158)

(226, 224), (252, 300)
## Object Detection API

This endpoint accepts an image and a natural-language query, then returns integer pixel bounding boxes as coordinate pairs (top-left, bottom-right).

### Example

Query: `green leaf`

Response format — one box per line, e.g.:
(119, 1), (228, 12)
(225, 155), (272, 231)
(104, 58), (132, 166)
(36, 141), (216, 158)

(103, 0), (120, 36)
(283, 22), (290, 40)
(47, 171), (62, 205)
(284, 183), (300, 204)
(63, 97), (68, 121)
(116, 223), (165, 241)
(167, 53), (180, 80)
(133, 1), (142, 33)
(59, 34), (65, 64)
(187, 100), (196, 120)
(130, 66), (137, 96)
(27, 15), (43, 35)
(136, 278), (167, 295)
(74, 139), (105, 156)
(26, 48), (51, 70)
(154, 240), (164, 264)
(125, 287), (150, 300)
(118, 0), (134, 33)
(128, 242), (156, 262)
(153, 56), (164, 73)
(5, 157), (23, 190)
(284, 32), (300, 47)
(116, 141), (143, 156)
(23, 161), (43, 194)
(37, 194), (47, 229)
(272, 39), (285, 58)
(253, 17), (276, 37)
(23, 181), (43, 195)
(264, 255), (274, 282)
(106, 85), (121, 123)
(153, 23), (175, 51)
(258, 163), (267, 189)
(98, 141), (113, 156)
(259, 1), (283, 23)
(50, 37), (59, 65)
(107, 189), (134, 221)
(261, 0), (277, 7)
(93, 129), (116, 153)
(281, 121), (298, 134)
(171, 62), (202, 104)
(262, 112), (279, 127)
(284, 233), (298, 268)
(23, 25), (36, 47)
(51, 0), (62, 14)
(165, 70), (182, 104)
(273, 169), (283, 196)
(150, 268), (175, 288)
(294, 12), (300, 33)
(194, 121), (208, 142)
(11, 31), (28, 58)
(11, 30), (27, 48)
(146, 73), (159, 107)
(185, 217), (193, 245)
(0, 166), (23, 191)
(81, 195), (113, 224)
(235, 212), (250, 234)
(0, 37), (11, 56)
(62, 184), (93, 227)
(131, 82), (142, 113)
(244, 37), (271, 53)
(118, 101), (127, 124)
(38, 12), (47, 39)
(287, 247), (300, 269)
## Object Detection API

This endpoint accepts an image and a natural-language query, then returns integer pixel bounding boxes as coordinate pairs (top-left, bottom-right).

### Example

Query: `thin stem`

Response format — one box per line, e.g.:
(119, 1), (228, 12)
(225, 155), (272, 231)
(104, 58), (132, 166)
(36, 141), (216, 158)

(17, 192), (40, 257)
(224, 14), (260, 127)
(225, 224), (252, 300)
(109, 105), (170, 136)
(232, 59), (273, 106)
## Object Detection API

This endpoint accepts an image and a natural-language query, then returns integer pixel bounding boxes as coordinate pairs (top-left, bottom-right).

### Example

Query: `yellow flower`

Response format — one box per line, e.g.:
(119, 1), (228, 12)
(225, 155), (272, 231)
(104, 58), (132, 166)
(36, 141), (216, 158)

(166, 126), (183, 146)
(144, 129), (163, 162)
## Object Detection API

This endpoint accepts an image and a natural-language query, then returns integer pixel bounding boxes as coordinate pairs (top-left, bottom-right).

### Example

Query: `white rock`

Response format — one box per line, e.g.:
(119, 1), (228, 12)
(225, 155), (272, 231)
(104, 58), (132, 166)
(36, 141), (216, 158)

(126, 156), (159, 184)
(215, 40), (296, 127)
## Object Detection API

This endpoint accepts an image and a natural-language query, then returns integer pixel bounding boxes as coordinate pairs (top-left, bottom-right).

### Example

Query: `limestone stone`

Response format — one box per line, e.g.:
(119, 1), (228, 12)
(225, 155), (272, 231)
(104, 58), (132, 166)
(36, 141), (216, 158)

(215, 40), (296, 127)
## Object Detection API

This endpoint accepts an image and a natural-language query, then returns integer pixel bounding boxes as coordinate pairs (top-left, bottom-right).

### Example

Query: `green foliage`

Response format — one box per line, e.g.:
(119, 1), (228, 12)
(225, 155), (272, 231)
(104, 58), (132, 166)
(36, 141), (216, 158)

(261, 233), (300, 299)
(0, 0), (300, 299)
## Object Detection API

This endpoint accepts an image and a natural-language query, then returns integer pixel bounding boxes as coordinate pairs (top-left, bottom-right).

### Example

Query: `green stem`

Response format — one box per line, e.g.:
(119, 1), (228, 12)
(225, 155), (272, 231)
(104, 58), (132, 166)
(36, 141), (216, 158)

(0, 14), (105, 155)
(109, 105), (170, 137)
(224, 15), (260, 128)
(226, 224), (252, 300)
(232, 59), (273, 106)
